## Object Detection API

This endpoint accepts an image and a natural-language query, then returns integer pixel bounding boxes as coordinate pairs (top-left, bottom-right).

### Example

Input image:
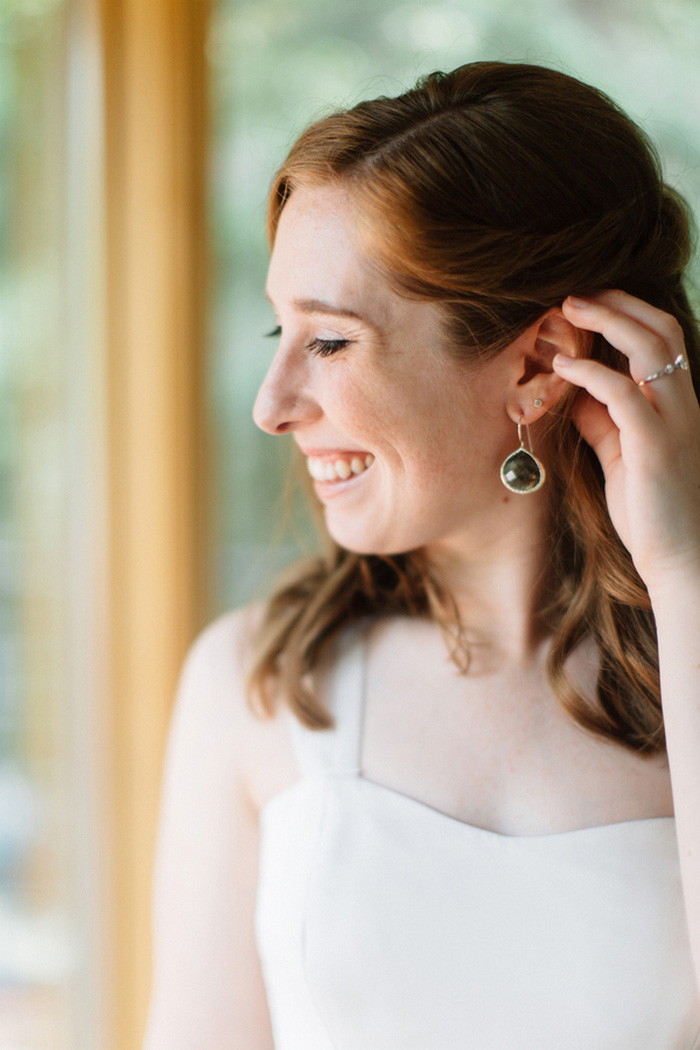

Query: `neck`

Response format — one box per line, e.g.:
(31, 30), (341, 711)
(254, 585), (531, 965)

(425, 497), (555, 665)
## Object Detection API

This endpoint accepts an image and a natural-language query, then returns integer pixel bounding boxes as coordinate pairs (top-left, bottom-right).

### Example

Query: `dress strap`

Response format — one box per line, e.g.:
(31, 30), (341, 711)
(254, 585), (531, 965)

(288, 621), (367, 777)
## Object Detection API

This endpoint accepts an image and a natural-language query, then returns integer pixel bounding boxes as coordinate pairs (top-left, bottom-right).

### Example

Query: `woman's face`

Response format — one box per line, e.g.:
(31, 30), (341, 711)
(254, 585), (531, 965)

(254, 183), (528, 558)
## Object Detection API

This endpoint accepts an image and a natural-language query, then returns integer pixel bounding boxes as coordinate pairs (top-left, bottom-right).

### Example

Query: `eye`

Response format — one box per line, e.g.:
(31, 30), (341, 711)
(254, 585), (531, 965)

(265, 325), (282, 338)
(307, 337), (351, 358)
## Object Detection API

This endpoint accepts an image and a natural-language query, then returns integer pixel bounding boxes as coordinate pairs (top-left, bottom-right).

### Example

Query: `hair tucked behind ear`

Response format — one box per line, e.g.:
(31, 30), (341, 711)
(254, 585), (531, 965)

(248, 61), (700, 752)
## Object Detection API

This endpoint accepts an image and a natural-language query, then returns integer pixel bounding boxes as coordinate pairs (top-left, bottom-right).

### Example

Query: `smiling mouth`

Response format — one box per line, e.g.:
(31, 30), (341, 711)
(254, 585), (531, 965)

(307, 453), (375, 482)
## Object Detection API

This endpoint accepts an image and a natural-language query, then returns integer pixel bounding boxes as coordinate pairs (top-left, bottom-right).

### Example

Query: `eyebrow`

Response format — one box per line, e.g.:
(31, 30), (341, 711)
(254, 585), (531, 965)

(292, 297), (365, 320)
(265, 293), (374, 325)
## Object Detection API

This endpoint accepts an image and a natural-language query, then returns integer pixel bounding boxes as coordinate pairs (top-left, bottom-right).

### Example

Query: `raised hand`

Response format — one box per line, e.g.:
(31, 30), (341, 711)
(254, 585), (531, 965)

(552, 289), (700, 594)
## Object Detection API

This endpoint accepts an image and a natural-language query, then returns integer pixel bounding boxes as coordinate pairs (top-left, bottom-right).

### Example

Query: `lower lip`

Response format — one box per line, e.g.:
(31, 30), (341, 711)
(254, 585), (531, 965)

(312, 464), (373, 501)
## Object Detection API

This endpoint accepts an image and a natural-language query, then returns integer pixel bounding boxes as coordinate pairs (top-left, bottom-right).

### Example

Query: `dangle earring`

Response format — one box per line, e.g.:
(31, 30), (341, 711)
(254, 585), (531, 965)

(499, 417), (546, 494)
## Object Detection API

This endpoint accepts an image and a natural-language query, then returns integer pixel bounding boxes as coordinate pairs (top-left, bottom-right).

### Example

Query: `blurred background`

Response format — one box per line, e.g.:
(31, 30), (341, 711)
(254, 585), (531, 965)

(0, 0), (698, 1046)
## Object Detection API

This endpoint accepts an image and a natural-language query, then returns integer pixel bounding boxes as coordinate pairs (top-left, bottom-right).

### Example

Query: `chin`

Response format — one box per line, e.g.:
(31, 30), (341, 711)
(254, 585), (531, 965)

(324, 522), (416, 558)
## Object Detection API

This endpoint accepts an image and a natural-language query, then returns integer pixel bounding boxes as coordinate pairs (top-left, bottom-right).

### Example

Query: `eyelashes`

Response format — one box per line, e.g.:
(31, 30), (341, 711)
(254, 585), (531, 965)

(264, 325), (350, 358)
(307, 337), (350, 357)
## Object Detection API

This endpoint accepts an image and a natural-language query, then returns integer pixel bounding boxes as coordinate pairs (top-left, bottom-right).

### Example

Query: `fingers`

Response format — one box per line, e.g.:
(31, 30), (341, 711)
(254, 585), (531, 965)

(570, 289), (683, 344)
(553, 353), (660, 439)
(561, 291), (687, 385)
(559, 290), (695, 415)
(569, 392), (620, 470)
(552, 286), (699, 474)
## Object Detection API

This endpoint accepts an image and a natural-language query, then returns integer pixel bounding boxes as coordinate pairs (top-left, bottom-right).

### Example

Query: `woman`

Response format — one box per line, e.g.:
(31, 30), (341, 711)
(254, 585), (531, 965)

(143, 62), (700, 1048)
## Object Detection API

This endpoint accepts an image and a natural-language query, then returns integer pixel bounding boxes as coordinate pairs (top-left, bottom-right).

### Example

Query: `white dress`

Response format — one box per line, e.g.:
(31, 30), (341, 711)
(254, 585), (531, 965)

(255, 627), (700, 1049)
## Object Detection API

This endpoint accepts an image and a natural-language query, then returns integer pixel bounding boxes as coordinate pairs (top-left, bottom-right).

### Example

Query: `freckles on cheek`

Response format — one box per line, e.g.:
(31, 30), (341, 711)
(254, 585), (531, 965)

(399, 444), (451, 494)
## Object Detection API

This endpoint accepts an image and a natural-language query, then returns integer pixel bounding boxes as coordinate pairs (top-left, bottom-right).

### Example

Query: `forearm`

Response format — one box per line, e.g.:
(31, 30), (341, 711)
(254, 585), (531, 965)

(649, 570), (700, 990)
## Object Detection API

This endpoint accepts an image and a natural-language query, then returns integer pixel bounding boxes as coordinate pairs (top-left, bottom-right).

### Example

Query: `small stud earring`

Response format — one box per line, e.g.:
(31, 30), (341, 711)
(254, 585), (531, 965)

(500, 418), (546, 494)
(533, 399), (543, 408)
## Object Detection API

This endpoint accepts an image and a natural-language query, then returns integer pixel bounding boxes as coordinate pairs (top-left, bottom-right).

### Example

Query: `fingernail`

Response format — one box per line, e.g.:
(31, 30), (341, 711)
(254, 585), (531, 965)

(553, 353), (574, 367)
(566, 295), (592, 308)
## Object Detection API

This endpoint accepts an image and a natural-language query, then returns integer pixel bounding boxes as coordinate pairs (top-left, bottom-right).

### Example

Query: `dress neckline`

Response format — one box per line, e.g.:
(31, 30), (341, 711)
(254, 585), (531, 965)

(279, 623), (675, 841)
(355, 772), (675, 840)
(261, 769), (675, 842)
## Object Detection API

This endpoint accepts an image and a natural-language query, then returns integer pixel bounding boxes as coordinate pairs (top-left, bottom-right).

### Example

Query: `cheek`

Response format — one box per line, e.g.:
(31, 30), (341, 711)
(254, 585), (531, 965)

(324, 368), (393, 439)
(327, 362), (483, 475)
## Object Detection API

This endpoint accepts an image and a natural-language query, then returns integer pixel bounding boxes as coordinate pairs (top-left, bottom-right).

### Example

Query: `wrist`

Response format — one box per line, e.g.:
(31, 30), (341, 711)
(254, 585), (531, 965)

(645, 562), (700, 613)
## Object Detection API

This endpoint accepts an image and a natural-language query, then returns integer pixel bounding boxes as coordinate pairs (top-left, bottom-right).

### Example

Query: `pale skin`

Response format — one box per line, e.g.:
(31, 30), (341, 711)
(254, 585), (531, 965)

(142, 185), (700, 1047)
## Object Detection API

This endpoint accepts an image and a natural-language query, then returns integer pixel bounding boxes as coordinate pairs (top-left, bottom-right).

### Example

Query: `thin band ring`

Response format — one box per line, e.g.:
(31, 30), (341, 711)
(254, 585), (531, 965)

(638, 354), (689, 387)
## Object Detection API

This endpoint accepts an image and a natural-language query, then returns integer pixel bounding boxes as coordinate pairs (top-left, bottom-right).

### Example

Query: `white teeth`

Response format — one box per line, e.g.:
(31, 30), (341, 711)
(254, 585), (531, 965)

(307, 454), (374, 483)
(307, 458), (327, 481)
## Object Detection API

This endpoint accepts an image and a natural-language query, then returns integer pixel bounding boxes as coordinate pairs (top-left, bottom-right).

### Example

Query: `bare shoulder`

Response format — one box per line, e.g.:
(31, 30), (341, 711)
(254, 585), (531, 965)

(174, 605), (301, 811)
(177, 604), (261, 712)
(143, 605), (297, 1049)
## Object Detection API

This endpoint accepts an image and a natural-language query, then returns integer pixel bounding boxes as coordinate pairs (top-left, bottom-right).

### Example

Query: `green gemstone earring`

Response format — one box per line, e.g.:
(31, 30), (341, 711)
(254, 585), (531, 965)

(500, 418), (546, 494)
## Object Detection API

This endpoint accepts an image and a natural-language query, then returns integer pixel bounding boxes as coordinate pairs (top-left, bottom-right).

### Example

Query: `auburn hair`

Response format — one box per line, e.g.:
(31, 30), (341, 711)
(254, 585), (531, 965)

(246, 61), (700, 753)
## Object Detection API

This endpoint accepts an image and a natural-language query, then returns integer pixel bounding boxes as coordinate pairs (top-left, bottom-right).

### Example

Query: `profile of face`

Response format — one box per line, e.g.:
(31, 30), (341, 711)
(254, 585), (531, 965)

(254, 183), (555, 558)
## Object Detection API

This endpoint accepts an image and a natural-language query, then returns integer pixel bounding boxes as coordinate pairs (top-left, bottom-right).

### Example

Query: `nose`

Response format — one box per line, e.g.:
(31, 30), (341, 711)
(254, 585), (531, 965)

(253, 345), (321, 435)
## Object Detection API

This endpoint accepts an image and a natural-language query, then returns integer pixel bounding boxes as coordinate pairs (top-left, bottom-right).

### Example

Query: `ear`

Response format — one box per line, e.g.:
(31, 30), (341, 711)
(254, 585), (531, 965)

(505, 309), (581, 425)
